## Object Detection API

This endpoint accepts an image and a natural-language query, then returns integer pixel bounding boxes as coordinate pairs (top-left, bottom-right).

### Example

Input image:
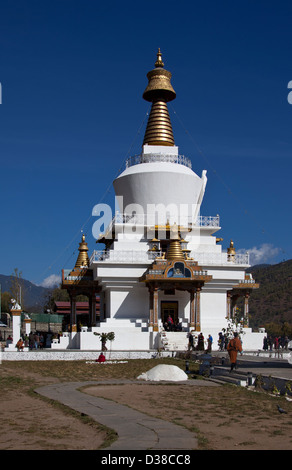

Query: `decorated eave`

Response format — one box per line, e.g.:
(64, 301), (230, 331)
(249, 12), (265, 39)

(140, 258), (212, 288)
(62, 267), (99, 287)
(230, 274), (260, 295)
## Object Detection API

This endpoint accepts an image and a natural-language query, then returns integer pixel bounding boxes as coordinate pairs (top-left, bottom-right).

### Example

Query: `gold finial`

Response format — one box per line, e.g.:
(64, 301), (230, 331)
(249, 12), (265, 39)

(227, 240), (236, 261)
(74, 234), (89, 268)
(155, 48), (164, 68)
(142, 49), (176, 147)
(227, 240), (236, 254)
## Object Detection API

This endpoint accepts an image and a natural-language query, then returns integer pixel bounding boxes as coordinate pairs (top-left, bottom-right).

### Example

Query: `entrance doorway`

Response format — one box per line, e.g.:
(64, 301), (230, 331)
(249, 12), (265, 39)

(161, 301), (178, 327)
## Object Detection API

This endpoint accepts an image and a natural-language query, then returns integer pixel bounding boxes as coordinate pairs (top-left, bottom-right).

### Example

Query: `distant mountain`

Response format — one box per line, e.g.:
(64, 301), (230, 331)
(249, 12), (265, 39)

(0, 274), (51, 312)
(248, 259), (292, 327)
(247, 264), (271, 271)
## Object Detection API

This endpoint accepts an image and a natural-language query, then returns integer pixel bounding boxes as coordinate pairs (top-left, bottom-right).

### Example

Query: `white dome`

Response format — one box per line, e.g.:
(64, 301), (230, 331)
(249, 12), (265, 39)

(113, 161), (207, 223)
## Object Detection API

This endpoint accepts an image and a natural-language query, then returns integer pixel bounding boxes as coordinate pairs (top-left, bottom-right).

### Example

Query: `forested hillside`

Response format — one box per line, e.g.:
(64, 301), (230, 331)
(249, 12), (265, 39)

(248, 260), (292, 328)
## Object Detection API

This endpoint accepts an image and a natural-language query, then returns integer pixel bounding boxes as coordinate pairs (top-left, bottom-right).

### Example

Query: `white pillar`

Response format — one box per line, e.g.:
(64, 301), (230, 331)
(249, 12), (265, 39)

(5, 307), (22, 351)
(24, 318), (32, 335)
(12, 309), (21, 345)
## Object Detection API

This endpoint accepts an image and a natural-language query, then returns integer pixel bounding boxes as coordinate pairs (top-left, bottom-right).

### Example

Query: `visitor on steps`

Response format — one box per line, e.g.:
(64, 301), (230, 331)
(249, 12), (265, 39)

(227, 332), (242, 372)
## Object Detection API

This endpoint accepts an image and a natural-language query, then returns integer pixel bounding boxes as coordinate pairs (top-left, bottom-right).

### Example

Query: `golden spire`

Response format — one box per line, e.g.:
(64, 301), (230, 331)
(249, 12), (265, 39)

(74, 234), (90, 268)
(155, 48), (164, 67)
(143, 49), (176, 146)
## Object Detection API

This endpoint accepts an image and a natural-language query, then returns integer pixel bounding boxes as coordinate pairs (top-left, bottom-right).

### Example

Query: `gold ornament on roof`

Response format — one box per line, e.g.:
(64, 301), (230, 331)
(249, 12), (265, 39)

(143, 49), (176, 147)
(227, 240), (236, 261)
(155, 48), (164, 67)
(166, 232), (185, 261)
(74, 234), (90, 268)
(227, 240), (236, 255)
(166, 227), (185, 261)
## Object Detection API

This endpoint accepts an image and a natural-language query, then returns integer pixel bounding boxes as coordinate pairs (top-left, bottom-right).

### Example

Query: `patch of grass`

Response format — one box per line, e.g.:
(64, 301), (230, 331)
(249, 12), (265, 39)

(238, 441), (257, 446)
(0, 375), (32, 390)
(270, 429), (285, 436)
(188, 425), (209, 449)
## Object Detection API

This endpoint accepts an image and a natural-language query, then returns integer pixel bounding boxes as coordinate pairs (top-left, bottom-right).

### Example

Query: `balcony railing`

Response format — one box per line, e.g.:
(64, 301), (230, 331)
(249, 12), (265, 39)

(90, 250), (162, 264)
(90, 250), (249, 266)
(125, 153), (192, 169)
(103, 213), (220, 231)
(192, 252), (250, 266)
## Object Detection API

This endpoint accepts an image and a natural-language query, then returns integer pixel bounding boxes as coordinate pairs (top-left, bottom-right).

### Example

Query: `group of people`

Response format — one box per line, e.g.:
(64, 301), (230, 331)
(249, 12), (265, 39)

(218, 332), (229, 351)
(10, 332), (47, 351)
(164, 315), (182, 332)
(263, 335), (290, 351)
(28, 331), (45, 349)
(188, 332), (213, 352)
(187, 330), (242, 372)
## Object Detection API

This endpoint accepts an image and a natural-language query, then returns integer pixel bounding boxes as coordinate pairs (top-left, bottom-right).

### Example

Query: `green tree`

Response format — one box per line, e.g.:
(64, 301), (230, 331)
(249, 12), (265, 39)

(1, 291), (11, 312)
(43, 286), (70, 313)
(94, 332), (115, 351)
(43, 286), (89, 313)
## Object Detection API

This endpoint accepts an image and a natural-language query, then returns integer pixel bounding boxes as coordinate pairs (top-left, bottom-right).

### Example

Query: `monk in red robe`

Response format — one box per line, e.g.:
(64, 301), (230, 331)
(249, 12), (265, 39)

(227, 332), (242, 371)
(96, 353), (106, 362)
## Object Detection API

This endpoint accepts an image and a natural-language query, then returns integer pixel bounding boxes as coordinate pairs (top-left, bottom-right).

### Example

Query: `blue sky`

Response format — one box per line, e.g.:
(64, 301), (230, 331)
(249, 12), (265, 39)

(0, 0), (291, 287)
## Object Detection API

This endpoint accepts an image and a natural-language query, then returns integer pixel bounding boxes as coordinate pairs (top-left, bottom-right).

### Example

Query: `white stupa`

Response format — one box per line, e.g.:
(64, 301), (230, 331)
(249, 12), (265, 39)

(60, 49), (264, 352)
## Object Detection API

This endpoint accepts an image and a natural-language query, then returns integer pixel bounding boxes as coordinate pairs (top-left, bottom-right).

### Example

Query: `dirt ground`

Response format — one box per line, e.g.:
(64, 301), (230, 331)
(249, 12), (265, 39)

(84, 383), (292, 450)
(1, 359), (292, 451)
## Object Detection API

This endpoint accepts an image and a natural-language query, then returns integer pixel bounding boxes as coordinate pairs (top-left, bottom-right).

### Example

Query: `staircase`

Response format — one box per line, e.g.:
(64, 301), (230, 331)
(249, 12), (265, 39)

(210, 366), (255, 387)
(159, 331), (189, 351)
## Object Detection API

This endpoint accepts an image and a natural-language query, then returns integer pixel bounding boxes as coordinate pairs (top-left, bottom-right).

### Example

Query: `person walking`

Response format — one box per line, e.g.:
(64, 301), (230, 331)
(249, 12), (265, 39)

(207, 334), (213, 352)
(197, 332), (205, 351)
(188, 332), (194, 351)
(227, 332), (242, 372)
(218, 332), (224, 351)
(34, 332), (40, 350)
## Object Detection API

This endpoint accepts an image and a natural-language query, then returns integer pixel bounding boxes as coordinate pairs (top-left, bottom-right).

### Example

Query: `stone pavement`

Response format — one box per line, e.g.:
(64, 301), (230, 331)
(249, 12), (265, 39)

(213, 352), (292, 380)
(35, 379), (218, 451)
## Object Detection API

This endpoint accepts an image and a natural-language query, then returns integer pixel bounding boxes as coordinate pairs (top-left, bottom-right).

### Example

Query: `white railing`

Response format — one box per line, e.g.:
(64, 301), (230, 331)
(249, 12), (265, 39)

(90, 250), (249, 266)
(192, 252), (250, 266)
(63, 270), (93, 281)
(125, 153), (192, 169)
(102, 213), (220, 232)
(238, 278), (256, 284)
(90, 250), (163, 264)
(196, 216), (220, 227)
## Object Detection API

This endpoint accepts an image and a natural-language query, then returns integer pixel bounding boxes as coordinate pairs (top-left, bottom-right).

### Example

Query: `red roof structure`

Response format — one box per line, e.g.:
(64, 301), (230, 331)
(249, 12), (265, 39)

(54, 300), (100, 316)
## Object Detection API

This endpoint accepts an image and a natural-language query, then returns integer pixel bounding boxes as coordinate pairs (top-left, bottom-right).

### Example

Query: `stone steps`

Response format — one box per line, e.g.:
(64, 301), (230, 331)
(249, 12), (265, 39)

(210, 366), (255, 387)
(160, 332), (189, 351)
